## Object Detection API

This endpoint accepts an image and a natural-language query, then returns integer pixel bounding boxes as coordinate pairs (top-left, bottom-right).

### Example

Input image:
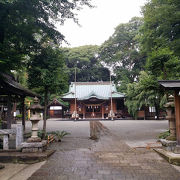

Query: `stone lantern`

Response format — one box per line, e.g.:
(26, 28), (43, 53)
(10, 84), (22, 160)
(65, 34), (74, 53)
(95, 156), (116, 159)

(21, 97), (47, 153)
(27, 97), (44, 142)
(164, 95), (176, 141)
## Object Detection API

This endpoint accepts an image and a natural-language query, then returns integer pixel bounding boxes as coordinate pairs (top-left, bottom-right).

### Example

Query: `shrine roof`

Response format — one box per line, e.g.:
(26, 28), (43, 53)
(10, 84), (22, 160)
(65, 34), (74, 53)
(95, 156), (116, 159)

(61, 82), (125, 100)
(47, 98), (66, 107)
(0, 73), (40, 97)
(158, 80), (180, 90)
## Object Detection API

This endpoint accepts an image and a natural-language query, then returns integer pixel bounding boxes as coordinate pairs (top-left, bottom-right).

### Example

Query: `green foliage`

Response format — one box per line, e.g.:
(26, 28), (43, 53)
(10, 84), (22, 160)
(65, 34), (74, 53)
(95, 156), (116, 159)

(63, 45), (110, 82)
(28, 46), (68, 135)
(28, 46), (68, 96)
(124, 82), (139, 117)
(38, 130), (48, 139)
(125, 0), (180, 118)
(146, 47), (180, 79)
(158, 130), (170, 139)
(15, 68), (28, 87)
(49, 130), (71, 142)
(99, 17), (146, 92)
(141, 0), (180, 56)
(125, 71), (164, 118)
(38, 130), (70, 141)
(0, 0), (93, 72)
(141, 0), (180, 80)
(16, 114), (22, 118)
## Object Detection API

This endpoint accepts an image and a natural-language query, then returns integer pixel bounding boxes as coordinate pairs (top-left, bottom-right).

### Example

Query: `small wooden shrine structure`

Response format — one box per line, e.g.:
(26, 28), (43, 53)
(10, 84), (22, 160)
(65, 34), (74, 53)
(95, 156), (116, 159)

(0, 73), (40, 129)
(159, 80), (180, 145)
(47, 99), (66, 118)
(62, 82), (126, 119)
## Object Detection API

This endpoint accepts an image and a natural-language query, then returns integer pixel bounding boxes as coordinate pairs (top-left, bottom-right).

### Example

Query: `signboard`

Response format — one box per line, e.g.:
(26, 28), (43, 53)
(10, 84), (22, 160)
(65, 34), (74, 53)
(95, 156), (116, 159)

(50, 106), (62, 110)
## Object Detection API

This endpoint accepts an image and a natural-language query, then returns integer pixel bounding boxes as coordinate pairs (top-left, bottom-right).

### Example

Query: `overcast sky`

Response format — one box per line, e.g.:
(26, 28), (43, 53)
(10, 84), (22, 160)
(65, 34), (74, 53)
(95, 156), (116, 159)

(57, 0), (147, 48)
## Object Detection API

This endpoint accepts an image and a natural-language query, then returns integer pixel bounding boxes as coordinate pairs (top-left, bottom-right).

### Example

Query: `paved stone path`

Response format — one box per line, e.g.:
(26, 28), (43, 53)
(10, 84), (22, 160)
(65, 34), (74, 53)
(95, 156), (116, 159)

(28, 121), (180, 180)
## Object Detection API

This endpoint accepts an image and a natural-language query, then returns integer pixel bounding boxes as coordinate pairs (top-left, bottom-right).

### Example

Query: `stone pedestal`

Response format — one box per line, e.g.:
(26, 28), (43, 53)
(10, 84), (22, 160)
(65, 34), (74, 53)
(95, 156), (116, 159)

(3, 134), (9, 150)
(72, 111), (79, 120)
(16, 124), (24, 150)
(174, 145), (180, 154)
(160, 139), (177, 152)
(108, 110), (115, 120)
(21, 140), (47, 153)
(0, 129), (14, 150)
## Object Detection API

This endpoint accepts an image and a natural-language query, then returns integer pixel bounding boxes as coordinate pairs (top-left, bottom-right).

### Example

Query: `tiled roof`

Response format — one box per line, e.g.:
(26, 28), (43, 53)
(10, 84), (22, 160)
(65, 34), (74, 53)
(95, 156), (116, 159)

(158, 80), (180, 90)
(62, 82), (125, 100)
(0, 73), (40, 97)
(47, 99), (66, 107)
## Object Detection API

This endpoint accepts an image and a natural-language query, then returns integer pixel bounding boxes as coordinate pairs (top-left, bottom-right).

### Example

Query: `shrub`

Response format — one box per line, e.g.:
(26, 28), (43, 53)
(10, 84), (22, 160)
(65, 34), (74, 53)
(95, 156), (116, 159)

(158, 130), (170, 139)
(48, 130), (71, 142)
(16, 114), (22, 118)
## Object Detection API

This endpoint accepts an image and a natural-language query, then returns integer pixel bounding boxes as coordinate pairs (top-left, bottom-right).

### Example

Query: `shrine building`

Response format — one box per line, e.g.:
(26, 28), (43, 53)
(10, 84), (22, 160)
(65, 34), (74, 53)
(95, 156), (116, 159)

(62, 82), (126, 119)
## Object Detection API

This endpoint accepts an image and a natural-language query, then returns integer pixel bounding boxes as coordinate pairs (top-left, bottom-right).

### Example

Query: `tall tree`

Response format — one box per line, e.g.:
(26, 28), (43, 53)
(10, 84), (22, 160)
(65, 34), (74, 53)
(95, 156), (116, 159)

(0, 0), (92, 72)
(125, 0), (180, 118)
(125, 71), (163, 119)
(28, 46), (68, 136)
(141, 0), (180, 80)
(99, 17), (146, 92)
(63, 45), (110, 82)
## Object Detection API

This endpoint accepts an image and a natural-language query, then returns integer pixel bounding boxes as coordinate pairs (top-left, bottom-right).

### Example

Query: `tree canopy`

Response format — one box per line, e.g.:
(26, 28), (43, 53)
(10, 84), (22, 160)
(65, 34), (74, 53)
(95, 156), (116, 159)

(99, 17), (146, 92)
(63, 45), (110, 82)
(125, 71), (164, 118)
(28, 46), (68, 134)
(141, 0), (180, 80)
(124, 0), (180, 118)
(0, 0), (92, 72)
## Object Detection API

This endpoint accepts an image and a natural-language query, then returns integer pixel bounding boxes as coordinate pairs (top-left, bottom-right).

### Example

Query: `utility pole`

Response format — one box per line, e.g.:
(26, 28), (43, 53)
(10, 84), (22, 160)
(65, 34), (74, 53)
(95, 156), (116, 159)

(110, 72), (114, 120)
(74, 67), (77, 121)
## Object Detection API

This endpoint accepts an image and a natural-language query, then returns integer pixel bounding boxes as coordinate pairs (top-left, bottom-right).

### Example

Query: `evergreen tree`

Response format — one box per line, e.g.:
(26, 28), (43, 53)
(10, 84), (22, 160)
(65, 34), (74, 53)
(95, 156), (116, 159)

(28, 46), (68, 136)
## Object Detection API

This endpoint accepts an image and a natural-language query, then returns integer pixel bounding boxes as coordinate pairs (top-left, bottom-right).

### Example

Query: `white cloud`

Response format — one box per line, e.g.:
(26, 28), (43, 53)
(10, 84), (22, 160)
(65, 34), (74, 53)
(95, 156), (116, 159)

(57, 0), (147, 47)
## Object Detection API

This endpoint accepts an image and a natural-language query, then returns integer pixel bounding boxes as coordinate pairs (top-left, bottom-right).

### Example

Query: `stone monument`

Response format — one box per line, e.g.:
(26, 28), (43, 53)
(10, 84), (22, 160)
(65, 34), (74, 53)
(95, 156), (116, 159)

(21, 97), (47, 153)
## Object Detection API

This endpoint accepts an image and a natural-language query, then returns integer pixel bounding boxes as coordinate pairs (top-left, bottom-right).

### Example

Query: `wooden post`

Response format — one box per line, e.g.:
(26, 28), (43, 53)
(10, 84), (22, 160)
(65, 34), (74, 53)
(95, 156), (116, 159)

(74, 67), (77, 120)
(110, 74), (113, 120)
(83, 105), (85, 119)
(175, 90), (180, 145)
(7, 94), (12, 129)
(22, 96), (26, 130)
(102, 105), (104, 119)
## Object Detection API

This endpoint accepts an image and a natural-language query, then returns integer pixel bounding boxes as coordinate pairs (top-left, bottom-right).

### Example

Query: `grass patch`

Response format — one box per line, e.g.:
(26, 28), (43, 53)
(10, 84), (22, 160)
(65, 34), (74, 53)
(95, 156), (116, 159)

(158, 130), (170, 139)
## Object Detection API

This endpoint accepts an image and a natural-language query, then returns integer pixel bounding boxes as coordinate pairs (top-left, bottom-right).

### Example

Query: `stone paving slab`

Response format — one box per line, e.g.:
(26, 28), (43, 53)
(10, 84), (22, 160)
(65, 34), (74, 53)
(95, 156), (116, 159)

(154, 148), (180, 166)
(28, 121), (180, 180)
(0, 149), (55, 163)
(0, 161), (46, 180)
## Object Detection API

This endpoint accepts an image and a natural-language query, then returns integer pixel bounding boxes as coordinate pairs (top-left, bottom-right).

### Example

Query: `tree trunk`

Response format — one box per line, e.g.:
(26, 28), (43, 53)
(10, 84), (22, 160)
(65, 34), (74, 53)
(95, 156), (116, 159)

(6, 95), (12, 129)
(0, 28), (4, 44)
(43, 88), (48, 139)
(0, 7), (8, 44)
(21, 97), (26, 130)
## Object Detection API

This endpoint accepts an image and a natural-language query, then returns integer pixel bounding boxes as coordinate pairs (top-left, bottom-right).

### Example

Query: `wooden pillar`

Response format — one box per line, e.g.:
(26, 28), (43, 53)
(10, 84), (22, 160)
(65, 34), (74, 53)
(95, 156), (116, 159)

(22, 96), (26, 130)
(113, 100), (116, 113)
(70, 100), (75, 114)
(175, 90), (180, 145)
(102, 105), (104, 119)
(83, 105), (85, 119)
(7, 95), (12, 129)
